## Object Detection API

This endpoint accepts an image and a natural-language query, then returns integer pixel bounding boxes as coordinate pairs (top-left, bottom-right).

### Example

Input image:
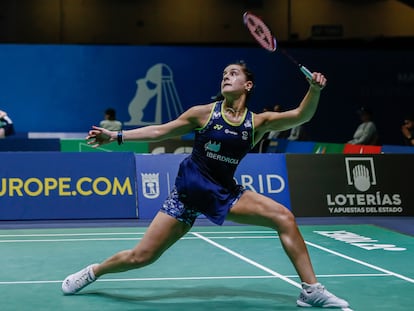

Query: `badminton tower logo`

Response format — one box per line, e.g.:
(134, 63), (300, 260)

(125, 63), (184, 126)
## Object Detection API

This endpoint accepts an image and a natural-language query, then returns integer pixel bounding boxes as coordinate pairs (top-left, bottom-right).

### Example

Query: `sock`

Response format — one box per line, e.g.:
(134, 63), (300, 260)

(301, 282), (321, 293)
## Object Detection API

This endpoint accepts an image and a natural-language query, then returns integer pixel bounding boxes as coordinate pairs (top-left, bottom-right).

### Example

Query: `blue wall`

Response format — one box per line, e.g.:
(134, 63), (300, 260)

(1, 44), (413, 145)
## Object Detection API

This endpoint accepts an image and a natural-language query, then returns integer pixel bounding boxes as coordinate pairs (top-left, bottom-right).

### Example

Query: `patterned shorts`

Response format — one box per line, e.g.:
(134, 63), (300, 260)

(160, 187), (201, 227)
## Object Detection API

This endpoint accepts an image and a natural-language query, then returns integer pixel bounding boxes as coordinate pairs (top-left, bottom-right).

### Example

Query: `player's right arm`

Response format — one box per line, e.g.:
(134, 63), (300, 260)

(86, 104), (213, 147)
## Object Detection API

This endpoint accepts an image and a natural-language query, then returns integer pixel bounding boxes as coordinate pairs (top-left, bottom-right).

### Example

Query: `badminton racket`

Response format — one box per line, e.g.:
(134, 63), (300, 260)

(243, 11), (313, 80)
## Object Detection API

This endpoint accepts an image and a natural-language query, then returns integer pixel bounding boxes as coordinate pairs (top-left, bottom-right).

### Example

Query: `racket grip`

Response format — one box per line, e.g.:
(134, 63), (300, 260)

(299, 65), (313, 80)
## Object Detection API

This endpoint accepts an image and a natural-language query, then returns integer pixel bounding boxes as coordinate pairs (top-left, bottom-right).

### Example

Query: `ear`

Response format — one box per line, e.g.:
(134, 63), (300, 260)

(245, 81), (253, 92)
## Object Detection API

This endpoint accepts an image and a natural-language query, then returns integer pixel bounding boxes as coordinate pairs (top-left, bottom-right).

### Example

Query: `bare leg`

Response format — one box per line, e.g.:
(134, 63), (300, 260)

(93, 212), (191, 277)
(226, 190), (317, 284)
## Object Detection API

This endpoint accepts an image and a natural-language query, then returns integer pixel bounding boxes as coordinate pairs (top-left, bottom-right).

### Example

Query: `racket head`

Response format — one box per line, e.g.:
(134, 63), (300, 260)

(243, 11), (277, 52)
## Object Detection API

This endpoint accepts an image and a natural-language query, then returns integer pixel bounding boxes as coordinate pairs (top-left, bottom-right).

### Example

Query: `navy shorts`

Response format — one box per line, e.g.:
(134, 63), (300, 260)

(160, 187), (201, 227)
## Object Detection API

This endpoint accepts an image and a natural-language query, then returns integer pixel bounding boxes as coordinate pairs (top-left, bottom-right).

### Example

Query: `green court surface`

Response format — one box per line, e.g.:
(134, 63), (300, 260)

(1, 224), (413, 310)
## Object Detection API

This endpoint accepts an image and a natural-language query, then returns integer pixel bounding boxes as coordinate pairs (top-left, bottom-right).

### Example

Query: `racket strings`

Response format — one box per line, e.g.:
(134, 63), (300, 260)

(244, 13), (275, 51)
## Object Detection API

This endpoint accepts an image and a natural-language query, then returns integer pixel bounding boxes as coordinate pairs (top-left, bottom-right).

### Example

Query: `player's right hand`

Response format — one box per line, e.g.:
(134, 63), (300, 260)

(86, 125), (115, 147)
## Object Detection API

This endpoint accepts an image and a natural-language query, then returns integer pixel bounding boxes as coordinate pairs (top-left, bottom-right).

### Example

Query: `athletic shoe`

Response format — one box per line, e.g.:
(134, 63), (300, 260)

(297, 282), (349, 308)
(61, 264), (98, 295)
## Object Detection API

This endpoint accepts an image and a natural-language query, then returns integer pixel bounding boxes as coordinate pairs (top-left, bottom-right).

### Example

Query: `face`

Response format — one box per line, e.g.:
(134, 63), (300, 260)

(221, 64), (253, 98)
(404, 119), (413, 129)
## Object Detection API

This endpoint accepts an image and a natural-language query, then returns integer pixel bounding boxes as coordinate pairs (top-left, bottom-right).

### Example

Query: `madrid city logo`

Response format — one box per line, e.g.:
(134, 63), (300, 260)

(141, 173), (160, 199)
(326, 157), (402, 215)
(126, 64), (183, 126)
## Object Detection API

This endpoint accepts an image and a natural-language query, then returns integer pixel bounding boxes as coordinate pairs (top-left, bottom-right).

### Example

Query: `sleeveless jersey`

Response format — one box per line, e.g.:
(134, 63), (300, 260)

(174, 101), (254, 224)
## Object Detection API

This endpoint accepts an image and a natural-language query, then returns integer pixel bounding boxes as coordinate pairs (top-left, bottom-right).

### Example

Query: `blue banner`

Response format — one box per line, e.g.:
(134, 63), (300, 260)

(0, 152), (137, 220)
(135, 153), (291, 220)
(1, 44), (414, 144)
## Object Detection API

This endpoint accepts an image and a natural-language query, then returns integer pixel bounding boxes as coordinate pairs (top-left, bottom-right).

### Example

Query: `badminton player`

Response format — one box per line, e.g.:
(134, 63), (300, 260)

(62, 61), (349, 308)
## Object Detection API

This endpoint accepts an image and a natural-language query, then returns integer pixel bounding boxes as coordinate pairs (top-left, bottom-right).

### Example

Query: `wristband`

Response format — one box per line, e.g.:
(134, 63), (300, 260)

(117, 131), (124, 145)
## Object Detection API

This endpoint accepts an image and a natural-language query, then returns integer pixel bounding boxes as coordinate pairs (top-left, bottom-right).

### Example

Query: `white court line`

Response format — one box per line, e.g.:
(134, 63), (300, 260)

(191, 232), (301, 288)
(0, 273), (390, 285)
(192, 232), (355, 311)
(305, 241), (414, 284)
(0, 232), (145, 237)
(0, 236), (278, 243)
(0, 230), (276, 238)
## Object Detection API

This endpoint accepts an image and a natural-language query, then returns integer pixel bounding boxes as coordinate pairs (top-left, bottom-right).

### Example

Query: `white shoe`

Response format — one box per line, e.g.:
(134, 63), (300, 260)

(297, 282), (349, 308)
(62, 264), (98, 295)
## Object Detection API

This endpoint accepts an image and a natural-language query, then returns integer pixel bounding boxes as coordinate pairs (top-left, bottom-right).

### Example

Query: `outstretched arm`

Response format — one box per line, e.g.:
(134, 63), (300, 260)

(86, 104), (211, 147)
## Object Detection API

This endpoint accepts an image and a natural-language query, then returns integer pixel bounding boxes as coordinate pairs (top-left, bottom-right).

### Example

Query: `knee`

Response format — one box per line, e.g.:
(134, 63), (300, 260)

(266, 202), (297, 229)
(127, 247), (160, 268)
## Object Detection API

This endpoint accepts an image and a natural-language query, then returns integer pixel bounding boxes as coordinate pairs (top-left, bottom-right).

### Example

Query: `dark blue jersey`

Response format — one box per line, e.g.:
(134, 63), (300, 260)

(174, 101), (254, 224)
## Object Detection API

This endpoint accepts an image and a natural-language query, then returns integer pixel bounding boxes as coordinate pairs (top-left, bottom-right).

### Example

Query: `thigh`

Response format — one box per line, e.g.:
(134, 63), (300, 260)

(226, 190), (294, 229)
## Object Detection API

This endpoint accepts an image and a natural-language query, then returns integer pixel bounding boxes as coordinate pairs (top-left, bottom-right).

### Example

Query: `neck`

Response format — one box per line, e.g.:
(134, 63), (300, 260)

(223, 98), (246, 114)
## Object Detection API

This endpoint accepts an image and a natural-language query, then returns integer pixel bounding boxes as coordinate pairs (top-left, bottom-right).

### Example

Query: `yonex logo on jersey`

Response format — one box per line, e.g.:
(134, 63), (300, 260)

(204, 140), (221, 152)
(242, 131), (249, 140)
(214, 124), (223, 130)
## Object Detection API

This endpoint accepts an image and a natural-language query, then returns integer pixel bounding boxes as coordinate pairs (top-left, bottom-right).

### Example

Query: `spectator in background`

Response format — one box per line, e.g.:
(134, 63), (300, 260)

(401, 113), (414, 146)
(0, 110), (15, 138)
(348, 106), (378, 145)
(286, 124), (308, 141)
(100, 108), (122, 131)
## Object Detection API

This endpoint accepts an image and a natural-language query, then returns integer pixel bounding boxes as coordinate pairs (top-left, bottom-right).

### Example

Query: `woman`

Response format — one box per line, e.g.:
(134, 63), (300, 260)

(62, 61), (349, 308)
(348, 106), (378, 145)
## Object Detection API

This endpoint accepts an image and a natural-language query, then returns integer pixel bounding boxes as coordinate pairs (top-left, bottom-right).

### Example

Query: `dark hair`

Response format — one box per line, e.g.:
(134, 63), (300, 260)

(357, 106), (373, 116)
(405, 113), (414, 122)
(105, 108), (116, 120)
(234, 60), (255, 85)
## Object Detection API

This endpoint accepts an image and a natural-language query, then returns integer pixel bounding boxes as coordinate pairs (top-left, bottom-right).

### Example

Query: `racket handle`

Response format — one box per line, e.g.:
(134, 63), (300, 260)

(299, 65), (313, 80)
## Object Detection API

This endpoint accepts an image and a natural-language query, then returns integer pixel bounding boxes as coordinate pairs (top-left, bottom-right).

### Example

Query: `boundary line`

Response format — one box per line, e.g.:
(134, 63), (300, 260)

(0, 273), (390, 285)
(305, 240), (414, 284)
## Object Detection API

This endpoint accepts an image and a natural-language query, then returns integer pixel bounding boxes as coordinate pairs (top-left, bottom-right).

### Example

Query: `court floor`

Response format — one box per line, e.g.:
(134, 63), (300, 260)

(0, 223), (413, 310)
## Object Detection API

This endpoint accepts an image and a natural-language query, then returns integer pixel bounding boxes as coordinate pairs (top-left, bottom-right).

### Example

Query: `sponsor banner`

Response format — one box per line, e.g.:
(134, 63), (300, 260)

(135, 153), (291, 220)
(286, 154), (414, 216)
(0, 152), (138, 220)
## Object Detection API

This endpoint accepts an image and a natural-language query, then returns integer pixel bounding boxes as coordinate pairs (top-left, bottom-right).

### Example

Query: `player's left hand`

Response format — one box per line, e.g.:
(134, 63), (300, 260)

(308, 72), (327, 90)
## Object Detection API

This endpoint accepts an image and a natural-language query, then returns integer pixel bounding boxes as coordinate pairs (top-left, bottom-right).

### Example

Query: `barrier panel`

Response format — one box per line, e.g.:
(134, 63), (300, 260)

(135, 153), (291, 219)
(343, 144), (382, 154)
(313, 142), (345, 154)
(0, 138), (60, 151)
(0, 152), (138, 220)
(381, 145), (414, 154)
(60, 139), (149, 153)
(60, 138), (193, 154)
(286, 154), (414, 217)
(1, 152), (412, 221)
